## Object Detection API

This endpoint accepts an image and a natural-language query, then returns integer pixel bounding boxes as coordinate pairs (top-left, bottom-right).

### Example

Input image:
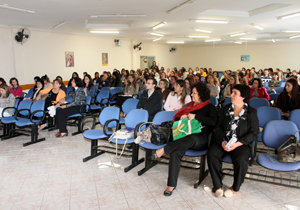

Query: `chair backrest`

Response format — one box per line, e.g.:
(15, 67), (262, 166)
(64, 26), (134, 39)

(110, 87), (123, 96)
(264, 82), (269, 87)
(99, 107), (120, 128)
(25, 88), (34, 98)
(256, 106), (281, 128)
(289, 109), (300, 129)
(280, 82), (286, 87)
(218, 72), (223, 79)
(18, 100), (32, 116)
(223, 97), (231, 106)
(275, 87), (284, 94)
(85, 96), (91, 111)
(100, 87), (110, 93)
(249, 98), (270, 109)
(125, 109), (148, 128)
(30, 100), (45, 118)
(65, 96), (73, 103)
(14, 98), (20, 108)
(262, 120), (299, 149)
(209, 96), (218, 106)
(96, 91), (109, 104)
(267, 89), (275, 95)
(153, 111), (176, 125)
(122, 98), (139, 114)
(269, 93), (280, 103)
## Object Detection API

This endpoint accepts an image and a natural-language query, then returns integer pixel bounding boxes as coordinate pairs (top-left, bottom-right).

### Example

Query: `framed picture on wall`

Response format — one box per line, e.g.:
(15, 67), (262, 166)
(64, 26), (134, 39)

(241, 55), (250, 62)
(65, 52), (74, 67)
(102, 53), (108, 66)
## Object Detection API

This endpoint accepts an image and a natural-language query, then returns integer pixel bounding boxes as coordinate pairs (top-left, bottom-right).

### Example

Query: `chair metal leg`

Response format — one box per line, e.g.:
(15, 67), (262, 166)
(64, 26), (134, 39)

(138, 149), (158, 176)
(124, 144), (144, 173)
(23, 124), (45, 146)
(0, 124), (9, 138)
(194, 155), (209, 188)
(1, 124), (22, 140)
(83, 139), (105, 162)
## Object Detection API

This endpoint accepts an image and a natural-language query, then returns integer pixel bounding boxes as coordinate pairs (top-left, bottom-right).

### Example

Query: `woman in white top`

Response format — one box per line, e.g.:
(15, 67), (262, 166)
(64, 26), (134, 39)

(164, 80), (191, 112)
(207, 74), (221, 99)
(158, 71), (169, 84)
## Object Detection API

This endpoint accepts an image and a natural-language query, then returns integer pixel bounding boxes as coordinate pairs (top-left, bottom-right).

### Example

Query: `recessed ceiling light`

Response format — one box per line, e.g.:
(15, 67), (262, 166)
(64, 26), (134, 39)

(252, 24), (264, 30)
(278, 11), (300, 20)
(194, 28), (212, 33)
(150, 32), (164, 37)
(153, 38), (161, 42)
(53, 21), (66, 29)
(0, 4), (35, 14)
(167, 41), (185, 44)
(90, 31), (120, 34)
(234, 42), (242, 44)
(272, 39), (276, 42)
(230, 32), (246, 37)
(289, 34), (300, 39)
(90, 14), (145, 18)
(282, 30), (300, 33)
(188, 35), (210, 38)
(240, 38), (256, 40)
(152, 22), (166, 30)
(166, 0), (195, 14)
(190, 19), (229, 24)
(205, 39), (221, 42)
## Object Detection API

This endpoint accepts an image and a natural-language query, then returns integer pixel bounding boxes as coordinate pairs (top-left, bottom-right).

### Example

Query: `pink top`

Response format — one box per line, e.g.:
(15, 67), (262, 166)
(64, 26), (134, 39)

(10, 86), (23, 97)
(164, 92), (191, 111)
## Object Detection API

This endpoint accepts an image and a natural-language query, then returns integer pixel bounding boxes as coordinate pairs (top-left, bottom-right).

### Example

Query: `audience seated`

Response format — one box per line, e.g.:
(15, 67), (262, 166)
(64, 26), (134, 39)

(68, 72), (79, 87)
(168, 75), (177, 91)
(224, 74), (239, 98)
(268, 72), (282, 89)
(0, 85), (15, 117)
(238, 72), (247, 85)
(249, 78), (270, 101)
(9, 77), (22, 98)
(185, 77), (194, 95)
(164, 80), (191, 112)
(157, 79), (171, 104)
(56, 76), (67, 93)
(151, 83), (217, 196)
(93, 72), (101, 84)
(0, 78), (7, 97)
(110, 72), (122, 87)
(116, 74), (139, 108)
(83, 74), (97, 102)
(31, 78), (44, 100)
(207, 74), (220, 99)
(41, 75), (53, 89)
(99, 72), (110, 89)
(207, 84), (259, 198)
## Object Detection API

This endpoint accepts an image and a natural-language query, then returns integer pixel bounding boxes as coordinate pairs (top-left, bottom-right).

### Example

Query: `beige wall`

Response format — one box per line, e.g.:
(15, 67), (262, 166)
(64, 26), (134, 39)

(181, 42), (300, 72)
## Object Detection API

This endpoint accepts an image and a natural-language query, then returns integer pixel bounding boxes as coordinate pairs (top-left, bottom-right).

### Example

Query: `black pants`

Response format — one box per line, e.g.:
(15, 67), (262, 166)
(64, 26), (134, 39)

(164, 133), (208, 187)
(207, 141), (250, 192)
(56, 106), (82, 133)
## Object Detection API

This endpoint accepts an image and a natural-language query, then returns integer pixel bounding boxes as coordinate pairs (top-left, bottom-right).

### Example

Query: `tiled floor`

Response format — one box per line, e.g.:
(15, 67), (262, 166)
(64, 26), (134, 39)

(0, 126), (300, 210)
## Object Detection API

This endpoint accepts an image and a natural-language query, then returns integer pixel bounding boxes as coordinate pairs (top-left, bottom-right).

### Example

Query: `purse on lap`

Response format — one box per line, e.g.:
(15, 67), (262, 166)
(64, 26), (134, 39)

(172, 118), (202, 141)
(277, 130), (300, 163)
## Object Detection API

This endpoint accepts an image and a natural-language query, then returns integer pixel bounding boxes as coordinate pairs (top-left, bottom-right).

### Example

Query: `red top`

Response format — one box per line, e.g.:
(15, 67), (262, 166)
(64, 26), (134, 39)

(249, 86), (270, 101)
(10, 86), (23, 97)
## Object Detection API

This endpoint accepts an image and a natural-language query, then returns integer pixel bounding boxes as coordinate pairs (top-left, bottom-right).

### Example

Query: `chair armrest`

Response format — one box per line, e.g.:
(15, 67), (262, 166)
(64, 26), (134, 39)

(2, 107), (17, 118)
(30, 110), (46, 124)
(100, 97), (109, 107)
(15, 108), (31, 120)
(103, 119), (119, 136)
(79, 104), (91, 115)
(79, 116), (96, 133)
(134, 122), (150, 138)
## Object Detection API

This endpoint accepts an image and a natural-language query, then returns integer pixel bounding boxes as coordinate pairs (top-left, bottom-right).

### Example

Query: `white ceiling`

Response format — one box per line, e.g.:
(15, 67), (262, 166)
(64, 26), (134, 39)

(1, 0), (300, 45)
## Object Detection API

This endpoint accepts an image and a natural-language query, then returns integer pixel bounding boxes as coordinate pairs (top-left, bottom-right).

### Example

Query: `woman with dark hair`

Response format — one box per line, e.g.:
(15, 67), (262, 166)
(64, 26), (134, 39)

(0, 78), (7, 86)
(9, 77), (22, 97)
(207, 84), (259, 198)
(168, 75), (177, 91)
(268, 72), (282, 89)
(110, 72), (122, 87)
(116, 74), (139, 107)
(245, 69), (251, 84)
(258, 69), (264, 76)
(32, 79), (44, 100)
(203, 68), (208, 78)
(68, 72), (79, 87)
(207, 74), (220, 99)
(55, 77), (86, 137)
(238, 72), (248, 85)
(249, 78), (270, 101)
(224, 74), (239, 98)
(195, 73), (202, 84)
(41, 75), (53, 89)
(0, 85), (15, 117)
(213, 71), (219, 80)
(83, 74), (97, 102)
(56, 76), (67, 93)
(185, 77), (194, 95)
(276, 79), (300, 118)
(164, 80), (191, 112)
(93, 72), (101, 84)
(151, 82), (218, 196)
(158, 79), (171, 104)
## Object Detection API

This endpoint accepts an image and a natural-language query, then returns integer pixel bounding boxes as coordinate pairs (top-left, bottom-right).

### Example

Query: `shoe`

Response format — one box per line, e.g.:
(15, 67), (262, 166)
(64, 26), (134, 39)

(149, 151), (159, 161)
(215, 188), (224, 197)
(55, 132), (61, 137)
(38, 123), (47, 129)
(56, 132), (68, 138)
(164, 187), (175, 196)
(224, 188), (236, 198)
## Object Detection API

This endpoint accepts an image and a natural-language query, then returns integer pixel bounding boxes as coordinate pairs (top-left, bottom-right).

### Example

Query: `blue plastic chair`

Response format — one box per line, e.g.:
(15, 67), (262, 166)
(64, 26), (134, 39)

(289, 109), (300, 129)
(269, 93), (280, 104)
(267, 89), (276, 95)
(265, 86), (270, 90)
(82, 106), (120, 162)
(0, 98), (20, 138)
(281, 82), (286, 87)
(257, 121), (300, 174)
(1, 100), (32, 125)
(90, 91), (109, 111)
(218, 72), (223, 79)
(223, 97), (231, 106)
(25, 88), (34, 99)
(264, 82), (269, 87)
(15, 100), (46, 146)
(109, 87), (123, 105)
(249, 98), (269, 109)
(209, 96), (218, 106)
(119, 98), (139, 125)
(275, 87), (284, 94)
(100, 87), (110, 93)
(67, 86), (74, 95)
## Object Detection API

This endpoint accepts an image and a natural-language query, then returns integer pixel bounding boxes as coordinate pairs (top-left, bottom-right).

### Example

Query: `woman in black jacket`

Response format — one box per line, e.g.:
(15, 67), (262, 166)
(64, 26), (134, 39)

(151, 82), (218, 196)
(207, 84), (259, 198)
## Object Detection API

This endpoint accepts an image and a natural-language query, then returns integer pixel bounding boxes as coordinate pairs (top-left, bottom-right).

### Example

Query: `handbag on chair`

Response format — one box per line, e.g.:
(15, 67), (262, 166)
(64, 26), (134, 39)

(172, 118), (202, 141)
(277, 130), (300, 163)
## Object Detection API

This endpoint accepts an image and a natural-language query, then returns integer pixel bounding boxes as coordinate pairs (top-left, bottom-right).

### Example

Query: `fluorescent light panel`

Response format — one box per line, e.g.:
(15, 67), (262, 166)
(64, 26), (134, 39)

(53, 21), (66, 29)
(282, 30), (300, 33)
(153, 38), (161, 42)
(252, 24), (264, 30)
(194, 28), (212, 33)
(0, 4), (35, 14)
(205, 39), (221, 42)
(90, 14), (145, 18)
(90, 31), (119, 34)
(240, 38), (256, 40)
(234, 42), (242, 44)
(190, 19), (228, 24)
(188, 35), (210, 38)
(166, 0), (195, 14)
(230, 32), (246, 37)
(289, 34), (300, 39)
(167, 41), (184, 44)
(278, 11), (300, 20)
(150, 32), (164, 37)
(153, 22), (166, 30)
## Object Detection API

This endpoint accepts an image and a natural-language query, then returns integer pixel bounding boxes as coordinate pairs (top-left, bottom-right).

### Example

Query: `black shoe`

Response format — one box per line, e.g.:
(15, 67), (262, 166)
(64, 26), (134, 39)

(149, 152), (159, 161)
(164, 187), (175, 196)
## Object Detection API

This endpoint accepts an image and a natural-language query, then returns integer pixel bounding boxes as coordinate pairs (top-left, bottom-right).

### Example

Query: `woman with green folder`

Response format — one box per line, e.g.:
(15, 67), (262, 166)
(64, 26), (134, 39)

(150, 82), (218, 196)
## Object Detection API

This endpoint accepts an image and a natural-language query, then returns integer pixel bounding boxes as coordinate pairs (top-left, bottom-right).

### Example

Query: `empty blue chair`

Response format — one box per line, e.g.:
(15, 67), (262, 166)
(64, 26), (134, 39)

(82, 106), (120, 162)
(90, 91), (109, 111)
(0, 98), (20, 138)
(209, 96), (218, 106)
(269, 93), (280, 104)
(281, 82), (286, 87)
(275, 87), (284, 94)
(1, 100), (32, 125)
(267, 89), (275, 95)
(223, 97), (231, 106)
(109, 87), (123, 105)
(25, 88), (34, 99)
(119, 98), (139, 124)
(100, 87), (110, 93)
(289, 109), (300, 129)
(249, 98), (269, 109)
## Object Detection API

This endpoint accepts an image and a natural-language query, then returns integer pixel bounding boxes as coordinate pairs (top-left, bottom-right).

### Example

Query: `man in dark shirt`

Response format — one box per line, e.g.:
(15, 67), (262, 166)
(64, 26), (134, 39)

(137, 78), (162, 121)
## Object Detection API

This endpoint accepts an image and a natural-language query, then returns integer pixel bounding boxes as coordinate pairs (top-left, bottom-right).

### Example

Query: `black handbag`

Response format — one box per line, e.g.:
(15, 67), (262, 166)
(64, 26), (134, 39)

(278, 130), (300, 163)
(150, 121), (173, 145)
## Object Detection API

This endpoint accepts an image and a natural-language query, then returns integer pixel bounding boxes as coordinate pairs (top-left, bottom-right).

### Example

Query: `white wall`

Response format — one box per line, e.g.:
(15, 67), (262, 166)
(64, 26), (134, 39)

(180, 42), (300, 72)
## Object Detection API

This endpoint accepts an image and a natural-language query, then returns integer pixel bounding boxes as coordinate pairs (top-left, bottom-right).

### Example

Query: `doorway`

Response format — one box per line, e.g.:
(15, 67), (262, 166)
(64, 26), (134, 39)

(140, 56), (155, 69)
